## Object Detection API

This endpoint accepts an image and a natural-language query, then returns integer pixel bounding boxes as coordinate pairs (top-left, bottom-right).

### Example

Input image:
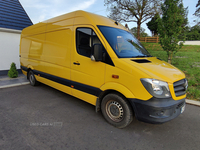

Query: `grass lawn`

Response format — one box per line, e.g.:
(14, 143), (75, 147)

(142, 42), (200, 101)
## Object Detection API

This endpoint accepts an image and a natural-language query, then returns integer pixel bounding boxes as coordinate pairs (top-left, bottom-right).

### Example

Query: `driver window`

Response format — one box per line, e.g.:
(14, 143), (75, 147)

(76, 28), (101, 58)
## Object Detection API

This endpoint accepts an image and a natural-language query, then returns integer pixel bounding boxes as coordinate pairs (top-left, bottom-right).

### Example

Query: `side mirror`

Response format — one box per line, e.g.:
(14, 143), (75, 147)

(91, 44), (103, 61)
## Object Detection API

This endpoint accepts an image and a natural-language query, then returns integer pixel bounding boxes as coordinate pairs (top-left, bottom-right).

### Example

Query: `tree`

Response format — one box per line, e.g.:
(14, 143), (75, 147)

(178, 2), (188, 40)
(104, 0), (161, 40)
(130, 27), (149, 37)
(177, 3), (188, 27)
(157, 0), (187, 64)
(194, 0), (200, 24)
(185, 25), (200, 40)
(146, 13), (160, 36)
(8, 62), (18, 78)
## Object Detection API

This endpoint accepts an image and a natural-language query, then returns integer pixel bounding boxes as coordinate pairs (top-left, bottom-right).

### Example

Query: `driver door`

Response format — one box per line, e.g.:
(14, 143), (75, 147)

(70, 26), (105, 105)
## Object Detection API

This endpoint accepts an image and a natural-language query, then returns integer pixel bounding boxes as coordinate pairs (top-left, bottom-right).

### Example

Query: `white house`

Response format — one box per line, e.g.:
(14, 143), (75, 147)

(0, 0), (33, 75)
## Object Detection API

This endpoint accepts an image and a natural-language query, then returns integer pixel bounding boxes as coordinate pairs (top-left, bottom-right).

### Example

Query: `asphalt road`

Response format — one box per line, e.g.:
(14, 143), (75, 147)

(0, 84), (200, 150)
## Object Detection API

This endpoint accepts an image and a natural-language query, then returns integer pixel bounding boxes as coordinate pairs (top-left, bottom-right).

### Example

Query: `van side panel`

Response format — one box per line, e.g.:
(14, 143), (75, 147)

(43, 28), (72, 95)
(20, 31), (46, 75)
(28, 34), (45, 61)
(21, 23), (46, 37)
(45, 29), (71, 66)
(20, 37), (31, 60)
(20, 23), (46, 77)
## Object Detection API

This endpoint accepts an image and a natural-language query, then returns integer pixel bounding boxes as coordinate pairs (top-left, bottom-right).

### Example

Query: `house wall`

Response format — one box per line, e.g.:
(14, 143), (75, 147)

(0, 28), (21, 74)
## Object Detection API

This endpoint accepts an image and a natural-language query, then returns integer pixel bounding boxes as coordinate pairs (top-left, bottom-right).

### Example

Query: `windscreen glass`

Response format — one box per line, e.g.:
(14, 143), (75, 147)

(98, 26), (152, 58)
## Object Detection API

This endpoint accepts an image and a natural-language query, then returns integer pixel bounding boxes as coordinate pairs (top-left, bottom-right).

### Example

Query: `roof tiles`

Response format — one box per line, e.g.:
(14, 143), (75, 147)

(0, 0), (33, 30)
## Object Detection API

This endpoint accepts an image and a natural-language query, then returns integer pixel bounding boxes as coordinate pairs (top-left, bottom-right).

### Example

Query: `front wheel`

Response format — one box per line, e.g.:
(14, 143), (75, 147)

(101, 93), (133, 128)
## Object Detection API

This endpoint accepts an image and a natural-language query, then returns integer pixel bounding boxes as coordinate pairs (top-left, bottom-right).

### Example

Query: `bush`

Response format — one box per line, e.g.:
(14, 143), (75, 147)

(8, 62), (18, 78)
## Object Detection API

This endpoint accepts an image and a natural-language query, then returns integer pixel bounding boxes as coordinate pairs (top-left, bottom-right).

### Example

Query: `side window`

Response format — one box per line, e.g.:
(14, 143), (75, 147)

(76, 28), (101, 57)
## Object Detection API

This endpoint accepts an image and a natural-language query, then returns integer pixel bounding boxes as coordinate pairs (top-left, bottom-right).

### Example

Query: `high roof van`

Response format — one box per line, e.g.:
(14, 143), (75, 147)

(20, 10), (187, 128)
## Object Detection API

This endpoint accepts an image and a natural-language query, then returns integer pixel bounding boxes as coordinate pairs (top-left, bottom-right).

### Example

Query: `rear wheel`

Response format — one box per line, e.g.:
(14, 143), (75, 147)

(101, 93), (133, 128)
(28, 70), (39, 86)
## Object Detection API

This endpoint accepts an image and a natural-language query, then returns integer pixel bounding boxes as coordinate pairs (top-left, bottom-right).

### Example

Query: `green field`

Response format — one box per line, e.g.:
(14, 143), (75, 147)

(142, 42), (200, 101)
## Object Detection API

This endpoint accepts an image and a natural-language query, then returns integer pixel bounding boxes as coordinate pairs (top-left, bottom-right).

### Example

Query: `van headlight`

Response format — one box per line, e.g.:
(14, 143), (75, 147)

(141, 78), (171, 98)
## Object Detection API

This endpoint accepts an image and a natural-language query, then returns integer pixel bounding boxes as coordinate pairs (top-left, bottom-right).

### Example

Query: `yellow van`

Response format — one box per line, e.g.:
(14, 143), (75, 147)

(20, 10), (187, 128)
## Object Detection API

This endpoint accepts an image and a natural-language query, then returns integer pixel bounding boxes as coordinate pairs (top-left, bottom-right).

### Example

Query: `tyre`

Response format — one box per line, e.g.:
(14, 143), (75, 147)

(101, 93), (133, 128)
(28, 70), (39, 86)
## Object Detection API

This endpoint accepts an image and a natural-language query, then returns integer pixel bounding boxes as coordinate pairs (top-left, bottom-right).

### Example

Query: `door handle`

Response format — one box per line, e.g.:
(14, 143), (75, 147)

(73, 62), (80, 65)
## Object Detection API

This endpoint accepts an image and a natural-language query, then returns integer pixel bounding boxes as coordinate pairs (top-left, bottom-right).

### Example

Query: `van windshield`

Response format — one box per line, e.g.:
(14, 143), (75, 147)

(98, 26), (152, 58)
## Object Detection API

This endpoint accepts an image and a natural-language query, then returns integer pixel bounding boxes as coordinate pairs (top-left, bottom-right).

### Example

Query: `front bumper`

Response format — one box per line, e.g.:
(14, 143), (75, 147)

(129, 97), (185, 124)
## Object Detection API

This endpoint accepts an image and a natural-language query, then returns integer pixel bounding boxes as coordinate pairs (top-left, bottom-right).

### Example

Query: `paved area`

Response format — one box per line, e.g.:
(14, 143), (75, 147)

(179, 40), (200, 45)
(183, 41), (200, 45)
(0, 74), (29, 89)
(0, 85), (200, 150)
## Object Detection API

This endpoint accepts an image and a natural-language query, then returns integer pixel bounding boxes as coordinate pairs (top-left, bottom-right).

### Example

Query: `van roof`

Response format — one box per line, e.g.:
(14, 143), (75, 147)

(46, 10), (126, 29)
(21, 10), (127, 36)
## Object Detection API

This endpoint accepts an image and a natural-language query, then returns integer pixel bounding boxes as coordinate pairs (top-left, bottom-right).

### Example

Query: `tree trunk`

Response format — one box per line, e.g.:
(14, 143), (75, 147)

(168, 52), (173, 64)
(137, 21), (141, 40)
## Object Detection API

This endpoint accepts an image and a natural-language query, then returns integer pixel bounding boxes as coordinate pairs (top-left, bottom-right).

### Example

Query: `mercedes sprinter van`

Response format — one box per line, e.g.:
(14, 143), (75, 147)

(20, 10), (187, 128)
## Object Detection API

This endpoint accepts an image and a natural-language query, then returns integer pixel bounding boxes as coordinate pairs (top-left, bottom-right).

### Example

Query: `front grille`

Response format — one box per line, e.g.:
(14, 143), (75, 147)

(173, 79), (187, 97)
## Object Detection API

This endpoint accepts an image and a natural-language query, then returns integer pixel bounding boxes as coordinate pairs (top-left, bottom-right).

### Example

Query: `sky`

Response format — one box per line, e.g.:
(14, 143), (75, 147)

(19, 0), (199, 36)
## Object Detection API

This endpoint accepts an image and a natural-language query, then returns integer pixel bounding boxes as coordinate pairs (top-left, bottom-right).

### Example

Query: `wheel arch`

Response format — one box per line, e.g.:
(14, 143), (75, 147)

(96, 82), (135, 114)
(26, 65), (34, 79)
(100, 82), (135, 99)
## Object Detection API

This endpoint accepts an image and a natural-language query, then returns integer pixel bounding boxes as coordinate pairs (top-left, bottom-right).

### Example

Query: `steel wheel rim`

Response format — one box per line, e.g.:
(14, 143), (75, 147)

(105, 100), (124, 122)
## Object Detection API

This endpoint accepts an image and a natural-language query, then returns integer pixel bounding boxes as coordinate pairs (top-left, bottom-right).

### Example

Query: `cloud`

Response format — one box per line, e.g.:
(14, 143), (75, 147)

(19, 0), (97, 23)
(51, 0), (97, 17)
(69, 0), (96, 11)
